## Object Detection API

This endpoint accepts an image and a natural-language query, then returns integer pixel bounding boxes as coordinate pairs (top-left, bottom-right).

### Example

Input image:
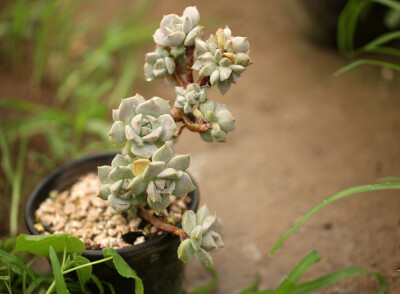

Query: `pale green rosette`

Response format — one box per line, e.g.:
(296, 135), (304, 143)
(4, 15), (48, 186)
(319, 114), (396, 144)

(144, 48), (176, 82)
(174, 83), (207, 114)
(193, 26), (252, 94)
(193, 99), (235, 142)
(97, 154), (143, 215)
(109, 94), (177, 159)
(128, 144), (196, 215)
(177, 205), (224, 267)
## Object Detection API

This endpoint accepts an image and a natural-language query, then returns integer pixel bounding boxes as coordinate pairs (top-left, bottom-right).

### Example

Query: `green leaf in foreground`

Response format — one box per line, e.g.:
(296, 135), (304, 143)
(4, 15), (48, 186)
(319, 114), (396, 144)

(90, 274), (104, 294)
(0, 249), (36, 284)
(13, 234), (85, 257)
(103, 248), (144, 294)
(274, 251), (321, 294)
(188, 267), (218, 294)
(71, 255), (92, 291)
(49, 246), (68, 294)
(239, 271), (260, 294)
(287, 268), (386, 294)
(335, 59), (400, 76)
(271, 182), (400, 255)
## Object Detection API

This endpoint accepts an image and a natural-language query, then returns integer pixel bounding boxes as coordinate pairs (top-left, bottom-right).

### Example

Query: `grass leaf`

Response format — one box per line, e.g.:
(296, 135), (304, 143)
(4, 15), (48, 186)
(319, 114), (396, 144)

(90, 274), (104, 294)
(271, 182), (400, 255)
(239, 271), (260, 294)
(49, 246), (68, 294)
(335, 59), (400, 75)
(71, 255), (92, 291)
(0, 249), (36, 284)
(287, 268), (386, 294)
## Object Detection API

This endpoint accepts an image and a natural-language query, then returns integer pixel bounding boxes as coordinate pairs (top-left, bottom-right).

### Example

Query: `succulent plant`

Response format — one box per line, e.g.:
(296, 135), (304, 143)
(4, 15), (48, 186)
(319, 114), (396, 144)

(144, 48), (176, 82)
(178, 205), (224, 267)
(193, 27), (253, 94)
(109, 94), (177, 158)
(128, 144), (195, 215)
(153, 6), (203, 49)
(174, 83), (207, 114)
(193, 99), (235, 142)
(97, 154), (140, 215)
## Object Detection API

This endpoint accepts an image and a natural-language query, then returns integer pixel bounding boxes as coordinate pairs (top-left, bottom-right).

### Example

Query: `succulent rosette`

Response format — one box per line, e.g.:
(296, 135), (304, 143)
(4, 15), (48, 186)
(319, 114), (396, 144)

(153, 6), (203, 49)
(193, 99), (235, 142)
(193, 27), (252, 94)
(178, 206), (224, 267)
(128, 144), (195, 215)
(174, 83), (207, 114)
(144, 48), (176, 81)
(97, 154), (141, 214)
(109, 94), (177, 158)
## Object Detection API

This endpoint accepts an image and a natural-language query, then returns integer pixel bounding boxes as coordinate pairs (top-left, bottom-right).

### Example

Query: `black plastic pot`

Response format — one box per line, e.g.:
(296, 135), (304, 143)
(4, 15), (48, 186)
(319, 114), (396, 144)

(25, 152), (200, 294)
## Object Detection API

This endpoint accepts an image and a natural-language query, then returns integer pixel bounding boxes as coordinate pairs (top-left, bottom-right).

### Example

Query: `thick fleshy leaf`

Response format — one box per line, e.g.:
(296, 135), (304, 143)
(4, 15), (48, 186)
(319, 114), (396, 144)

(158, 114), (176, 141)
(132, 159), (151, 176)
(160, 14), (181, 28)
(182, 210), (197, 235)
(231, 36), (250, 53)
(210, 231), (224, 248)
(201, 215), (218, 234)
(131, 114), (142, 134)
(128, 175), (148, 195)
(125, 125), (144, 146)
(157, 168), (180, 179)
(173, 172), (195, 197)
(135, 99), (161, 117)
(111, 154), (130, 168)
(182, 16), (193, 34)
(184, 26), (203, 46)
(177, 239), (195, 263)
(230, 64), (245, 74)
(142, 161), (166, 180)
(217, 110), (235, 132)
(210, 70), (220, 85)
(190, 225), (202, 251)
(147, 191), (170, 215)
(201, 233), (217, 252)
(110, 180), (123, 196)
(132, 193), (146, 205)
(219, 66), (232, 82)
(152, 97), (171, 115)
(108, 195), (131, 212)
(199, 99), (215, 113)
(142, 126), (162, 143)
(196, 205), (211, 225)
(131, 143), (158, 158)
(98, 185), (111, 200)
(109, 121), (126, 145)
(200, 131), (213, 142)
(166, 154), (190, 171)
(195, 38), (208, 52)
(146, 181), (162, 203)
(183, 6), (200, 26)
(217, 81), (231, 95)
(165, 57), (175, 75)
(108, 166), (133, 181)
(199, 63), (216, 77)
(195, 248), (213, 267)
(98, 166), (112, 184)
(152, 144), (174, 163)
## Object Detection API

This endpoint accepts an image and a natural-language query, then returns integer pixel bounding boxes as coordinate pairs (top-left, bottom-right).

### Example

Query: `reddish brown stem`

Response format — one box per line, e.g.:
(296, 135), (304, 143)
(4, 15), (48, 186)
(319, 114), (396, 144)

(198, 76), (210, 87)
(173, 125), (186, 138)
(171, 107), (212, 133)
(185, 46), (195, 84)
(138, 206), (188, 241)
(172, 72), (185, 87)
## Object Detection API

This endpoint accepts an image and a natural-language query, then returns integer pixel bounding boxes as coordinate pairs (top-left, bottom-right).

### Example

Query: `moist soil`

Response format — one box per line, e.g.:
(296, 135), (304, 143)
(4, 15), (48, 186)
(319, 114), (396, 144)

(1, 0), (400, 293)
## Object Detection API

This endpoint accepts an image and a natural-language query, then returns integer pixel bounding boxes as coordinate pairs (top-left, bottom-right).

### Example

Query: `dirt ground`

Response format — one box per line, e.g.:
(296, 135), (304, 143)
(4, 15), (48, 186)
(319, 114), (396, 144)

(132, 1), (400, 293)
(3, 0), (400, 293)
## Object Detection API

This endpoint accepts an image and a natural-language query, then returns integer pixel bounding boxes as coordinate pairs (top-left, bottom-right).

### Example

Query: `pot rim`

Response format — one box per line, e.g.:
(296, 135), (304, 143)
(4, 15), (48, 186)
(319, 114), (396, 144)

(24, 151), (200, 258)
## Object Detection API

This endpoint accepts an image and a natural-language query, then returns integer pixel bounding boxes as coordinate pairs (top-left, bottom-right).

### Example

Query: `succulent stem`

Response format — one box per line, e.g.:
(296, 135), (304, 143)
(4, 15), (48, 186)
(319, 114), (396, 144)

(198, 76), (210, 87)
(138, 206), (188, 241)
(173, 71), (185, 87)
(185, 45), (195, 84)
(171, 107), (211, 133)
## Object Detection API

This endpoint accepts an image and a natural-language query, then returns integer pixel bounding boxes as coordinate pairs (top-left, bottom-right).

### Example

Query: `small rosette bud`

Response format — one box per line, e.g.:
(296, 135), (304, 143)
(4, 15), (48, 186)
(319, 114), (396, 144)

(127, 144), (196, 215)
(109, 94), (177, 159)
(152, 6), (203, 49)
(178, 206), (224, 267)
(97, 154), (140, 215)
(174, 83), (207, 114)
(196, 99), (235, 142)
(193, 26), (252, 94)
(144, 48), (176, 81)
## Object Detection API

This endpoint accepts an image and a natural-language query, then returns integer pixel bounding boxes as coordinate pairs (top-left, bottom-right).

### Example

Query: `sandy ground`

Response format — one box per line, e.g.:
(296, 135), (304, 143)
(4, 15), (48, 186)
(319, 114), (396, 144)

(2, 0), (400, 293)
(133, 1), (400, 293)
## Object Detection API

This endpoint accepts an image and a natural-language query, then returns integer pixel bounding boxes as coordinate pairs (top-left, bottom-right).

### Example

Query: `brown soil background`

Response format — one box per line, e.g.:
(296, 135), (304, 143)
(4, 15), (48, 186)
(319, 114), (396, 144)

(2, 0), (400, 293)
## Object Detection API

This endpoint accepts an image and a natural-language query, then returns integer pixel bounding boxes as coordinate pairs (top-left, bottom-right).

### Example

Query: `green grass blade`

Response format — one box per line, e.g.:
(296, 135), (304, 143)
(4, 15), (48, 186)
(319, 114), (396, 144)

(271, 182), (400, 255)
(362, 46), (400, 57)
(378, 176), (400, 182)
(0, 128), (14, 181)
(274, 251), (321, 294)
(287, 268), (386, 294)
(361, 30), (400, 51)
(188, 267), (218, 294)
(335, 59), (400, 76)
(10, 136), (27, 237)
(48, 246), (68, 294)
(90, 274), (104, 294)
(239, 271), (260, 294)
(0, 249), (36, 284)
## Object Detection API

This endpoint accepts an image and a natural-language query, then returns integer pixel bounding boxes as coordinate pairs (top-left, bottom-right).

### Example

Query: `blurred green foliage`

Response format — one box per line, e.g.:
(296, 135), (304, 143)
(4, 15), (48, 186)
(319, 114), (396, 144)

(0, 0), (156, 235)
